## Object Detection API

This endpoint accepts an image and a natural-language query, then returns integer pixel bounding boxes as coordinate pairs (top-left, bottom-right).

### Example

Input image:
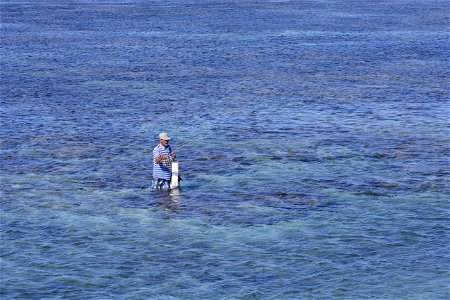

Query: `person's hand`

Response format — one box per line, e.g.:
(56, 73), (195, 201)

(171, 153), (176, 159)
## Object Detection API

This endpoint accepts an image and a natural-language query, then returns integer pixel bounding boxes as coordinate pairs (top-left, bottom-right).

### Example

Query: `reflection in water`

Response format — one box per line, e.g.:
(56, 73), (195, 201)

(169, 188), (182, 203)
(159, 188), (182, 215)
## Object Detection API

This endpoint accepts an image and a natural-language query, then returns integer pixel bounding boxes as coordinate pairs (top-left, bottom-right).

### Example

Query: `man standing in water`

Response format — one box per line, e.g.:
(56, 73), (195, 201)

(152, 132), (176, 190)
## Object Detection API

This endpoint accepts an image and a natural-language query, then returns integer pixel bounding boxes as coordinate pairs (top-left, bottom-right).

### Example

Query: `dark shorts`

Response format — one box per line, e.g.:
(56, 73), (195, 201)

(152, 178), (170, 190)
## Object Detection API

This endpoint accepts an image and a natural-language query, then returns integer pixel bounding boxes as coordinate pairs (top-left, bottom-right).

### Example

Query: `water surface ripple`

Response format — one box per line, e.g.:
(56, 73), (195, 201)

(1, 1), (449, 299)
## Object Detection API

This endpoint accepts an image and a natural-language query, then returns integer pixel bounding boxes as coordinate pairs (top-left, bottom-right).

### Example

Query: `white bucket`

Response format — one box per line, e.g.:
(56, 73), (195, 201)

(170, 162), (179, 189)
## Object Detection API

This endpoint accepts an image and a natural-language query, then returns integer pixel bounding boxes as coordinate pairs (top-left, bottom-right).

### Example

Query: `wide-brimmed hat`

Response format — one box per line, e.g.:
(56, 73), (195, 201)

(159, 132), (170, 140)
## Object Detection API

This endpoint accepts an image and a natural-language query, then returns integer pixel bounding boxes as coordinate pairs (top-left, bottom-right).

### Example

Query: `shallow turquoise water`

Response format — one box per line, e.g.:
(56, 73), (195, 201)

(1, 0), (449, 299)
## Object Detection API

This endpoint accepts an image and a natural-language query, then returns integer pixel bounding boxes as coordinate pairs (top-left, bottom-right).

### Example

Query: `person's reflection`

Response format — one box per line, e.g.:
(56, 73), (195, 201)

(157, 188), (182, 215)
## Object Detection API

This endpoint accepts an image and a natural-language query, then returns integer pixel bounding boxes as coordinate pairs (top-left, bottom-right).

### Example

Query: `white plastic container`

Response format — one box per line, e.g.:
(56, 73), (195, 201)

(170, 162), (179, 189)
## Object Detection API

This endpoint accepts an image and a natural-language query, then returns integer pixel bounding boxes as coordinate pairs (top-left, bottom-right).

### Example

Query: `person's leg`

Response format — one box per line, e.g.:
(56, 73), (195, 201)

(161, 180), (169, 190)
(152, 178), (170, 190)
(151, 178), (158, 189)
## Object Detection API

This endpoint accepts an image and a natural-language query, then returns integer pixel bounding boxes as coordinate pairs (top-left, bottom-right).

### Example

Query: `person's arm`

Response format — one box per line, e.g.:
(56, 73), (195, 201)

(153, 148), (164, 164)
(156, 153), (176, 163)
(154, 146), (176, 164)
(155, 155), (169, 164)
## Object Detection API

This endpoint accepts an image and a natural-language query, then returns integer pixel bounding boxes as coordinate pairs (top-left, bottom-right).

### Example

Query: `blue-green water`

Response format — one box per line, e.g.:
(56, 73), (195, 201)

(1, 1), (449, 299)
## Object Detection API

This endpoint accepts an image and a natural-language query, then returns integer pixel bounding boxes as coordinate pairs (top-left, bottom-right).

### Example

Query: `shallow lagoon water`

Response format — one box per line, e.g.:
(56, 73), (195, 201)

(1, 0), (449, 299)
